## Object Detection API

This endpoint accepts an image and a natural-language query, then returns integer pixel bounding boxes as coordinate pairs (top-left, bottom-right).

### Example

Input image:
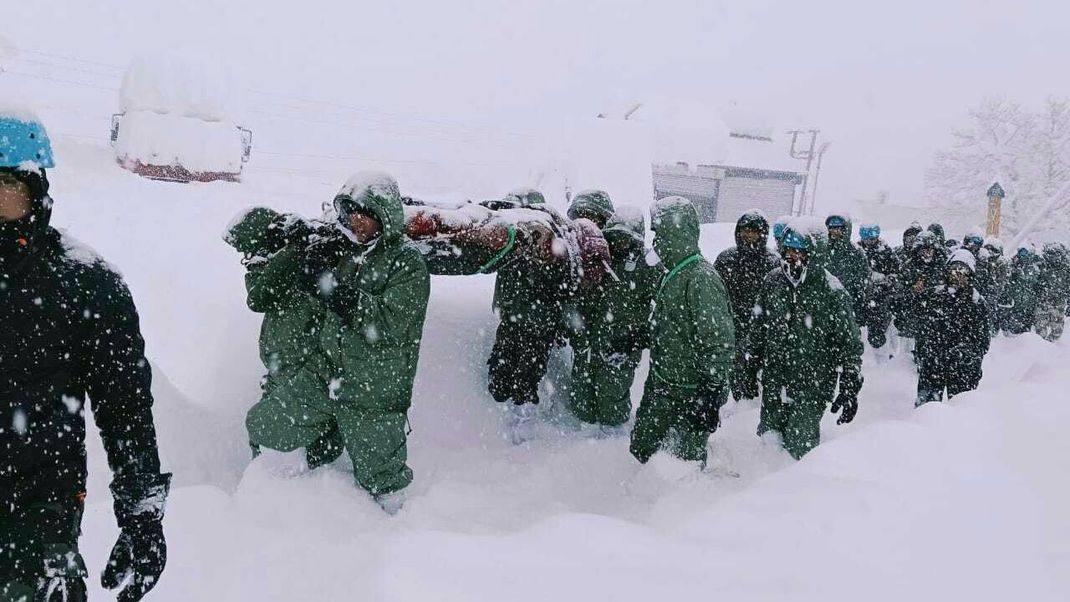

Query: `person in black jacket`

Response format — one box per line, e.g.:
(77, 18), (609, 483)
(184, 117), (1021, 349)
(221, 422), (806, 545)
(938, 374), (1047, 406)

(1, 114), (170, 602)
(915, 249), (991, 406)
(857, 223), (901, 353)
(893, 230), (948, 350)
(714, 211), (779, 400)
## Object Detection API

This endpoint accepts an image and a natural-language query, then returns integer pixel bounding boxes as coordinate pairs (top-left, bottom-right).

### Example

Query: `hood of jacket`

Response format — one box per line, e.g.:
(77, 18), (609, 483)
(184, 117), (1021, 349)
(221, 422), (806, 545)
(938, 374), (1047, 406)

(333, 172), (406, 247)
(735, 210), (770, 252)
(650, 196), (701, 268)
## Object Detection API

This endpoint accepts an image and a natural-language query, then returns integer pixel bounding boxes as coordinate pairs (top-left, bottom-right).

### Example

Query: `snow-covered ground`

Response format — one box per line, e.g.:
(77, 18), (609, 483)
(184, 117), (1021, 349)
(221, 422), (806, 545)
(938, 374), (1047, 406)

(26, 132), (1062, 600)
(3, 4), (1069, 599)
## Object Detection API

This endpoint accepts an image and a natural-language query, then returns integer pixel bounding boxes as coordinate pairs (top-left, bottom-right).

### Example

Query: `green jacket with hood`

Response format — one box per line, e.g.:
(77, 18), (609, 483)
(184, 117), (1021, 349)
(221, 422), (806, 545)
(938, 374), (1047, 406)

(647, 197), (735, 390)
(225, 208), (332, 384)
(317, 177), (431, 412)
(745, 235), (863, 401)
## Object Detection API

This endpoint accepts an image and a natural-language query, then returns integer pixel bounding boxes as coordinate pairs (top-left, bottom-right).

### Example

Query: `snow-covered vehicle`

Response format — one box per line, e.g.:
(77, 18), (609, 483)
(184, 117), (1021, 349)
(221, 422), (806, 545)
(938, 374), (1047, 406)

(110, 54), (251, 183)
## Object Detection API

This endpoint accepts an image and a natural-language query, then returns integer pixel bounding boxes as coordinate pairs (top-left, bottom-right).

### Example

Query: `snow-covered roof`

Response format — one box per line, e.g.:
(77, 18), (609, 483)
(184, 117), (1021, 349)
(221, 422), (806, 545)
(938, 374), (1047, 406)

(120, 53), (242, 122)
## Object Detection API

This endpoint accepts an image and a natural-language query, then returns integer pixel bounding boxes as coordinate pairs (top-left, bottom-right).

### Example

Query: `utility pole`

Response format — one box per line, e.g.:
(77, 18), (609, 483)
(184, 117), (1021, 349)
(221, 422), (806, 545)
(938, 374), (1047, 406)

(789, 129), (820, 216)
(807, 142), (832, 215)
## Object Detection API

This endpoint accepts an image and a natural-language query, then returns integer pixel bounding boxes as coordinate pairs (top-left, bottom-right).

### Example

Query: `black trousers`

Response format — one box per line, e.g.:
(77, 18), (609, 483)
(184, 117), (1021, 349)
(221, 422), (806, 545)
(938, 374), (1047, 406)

(0, 496), (87, 602)
(917, 356), (982, 405)
(488, 318), (558, 405)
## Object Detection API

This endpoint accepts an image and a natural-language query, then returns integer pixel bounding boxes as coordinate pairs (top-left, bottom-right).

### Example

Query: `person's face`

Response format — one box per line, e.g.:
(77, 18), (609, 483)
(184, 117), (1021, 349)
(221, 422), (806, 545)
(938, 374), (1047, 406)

(919, 247), (935, 263)
(828, 226), (846, 241)
(948, 266), (969, 289)
(0, 173), (32, 222)
(783, 247), (809, 268)
(347, 210), (382, 244)
(860, 237), (877, 249)
(903, 234), (917, 249)
(739, 226), (763, 248)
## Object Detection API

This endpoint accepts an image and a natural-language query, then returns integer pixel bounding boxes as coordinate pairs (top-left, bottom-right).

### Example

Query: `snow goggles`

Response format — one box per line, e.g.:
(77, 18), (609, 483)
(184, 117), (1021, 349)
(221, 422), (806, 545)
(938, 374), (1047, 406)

(781, 229), (810, 251)
(825, 215), (847, 228)
(964, 235), (984, 247)
(859, 225), (880, 240)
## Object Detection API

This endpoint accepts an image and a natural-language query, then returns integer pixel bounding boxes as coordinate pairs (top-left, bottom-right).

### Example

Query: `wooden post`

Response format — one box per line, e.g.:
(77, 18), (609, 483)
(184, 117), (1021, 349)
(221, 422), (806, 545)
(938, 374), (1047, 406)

(986, 182), (1005, 237)
(986, 195), (1002, 236)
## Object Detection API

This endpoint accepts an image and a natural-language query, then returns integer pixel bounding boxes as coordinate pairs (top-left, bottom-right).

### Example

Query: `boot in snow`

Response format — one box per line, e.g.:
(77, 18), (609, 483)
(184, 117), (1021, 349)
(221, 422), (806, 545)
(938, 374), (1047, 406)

(504, 402), (538, 445)
(306, 425), (344, 470)
(375, 490), (406, 515)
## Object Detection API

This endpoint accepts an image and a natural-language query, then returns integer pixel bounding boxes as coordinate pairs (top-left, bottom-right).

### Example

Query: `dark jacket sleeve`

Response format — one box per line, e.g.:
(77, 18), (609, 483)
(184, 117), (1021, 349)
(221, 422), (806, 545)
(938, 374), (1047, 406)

(246, 246), (305, 312)
(82, 268), (166, 489)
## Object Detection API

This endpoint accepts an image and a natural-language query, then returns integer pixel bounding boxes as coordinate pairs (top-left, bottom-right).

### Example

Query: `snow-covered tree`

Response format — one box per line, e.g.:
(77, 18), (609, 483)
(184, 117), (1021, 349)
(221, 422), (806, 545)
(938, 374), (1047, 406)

(926, 97), (1070, 242)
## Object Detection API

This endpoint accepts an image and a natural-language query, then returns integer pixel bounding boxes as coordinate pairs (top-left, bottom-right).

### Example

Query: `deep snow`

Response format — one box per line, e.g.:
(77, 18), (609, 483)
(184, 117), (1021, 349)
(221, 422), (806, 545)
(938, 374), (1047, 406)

(33, 131), (1065, 600)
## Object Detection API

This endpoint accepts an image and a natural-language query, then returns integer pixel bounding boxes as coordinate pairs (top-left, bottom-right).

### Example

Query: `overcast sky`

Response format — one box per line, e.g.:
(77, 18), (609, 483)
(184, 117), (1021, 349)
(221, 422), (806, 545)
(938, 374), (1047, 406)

(12, 0), (1070, 208)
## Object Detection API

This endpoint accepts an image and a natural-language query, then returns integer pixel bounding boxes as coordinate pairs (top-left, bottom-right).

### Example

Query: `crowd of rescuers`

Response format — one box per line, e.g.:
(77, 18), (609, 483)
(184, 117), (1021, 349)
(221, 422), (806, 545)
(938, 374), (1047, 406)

(4, 109), (1070, 599)
(228, 174), (1067, 510)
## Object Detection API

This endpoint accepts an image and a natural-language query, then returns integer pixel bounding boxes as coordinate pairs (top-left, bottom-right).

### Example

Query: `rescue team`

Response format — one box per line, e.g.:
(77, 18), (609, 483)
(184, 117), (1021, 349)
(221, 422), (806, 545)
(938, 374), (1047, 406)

(4, 113), (1070, 600)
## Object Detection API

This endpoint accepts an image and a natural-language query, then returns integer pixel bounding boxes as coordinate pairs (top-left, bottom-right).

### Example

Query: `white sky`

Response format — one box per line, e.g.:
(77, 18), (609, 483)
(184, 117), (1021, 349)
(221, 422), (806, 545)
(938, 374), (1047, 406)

(8, 0), (1070, 208)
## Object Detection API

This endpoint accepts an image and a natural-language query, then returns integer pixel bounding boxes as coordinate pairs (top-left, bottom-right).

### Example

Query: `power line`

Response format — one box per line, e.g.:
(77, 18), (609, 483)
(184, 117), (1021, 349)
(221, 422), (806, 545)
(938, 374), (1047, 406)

(4, 70), (117, 93)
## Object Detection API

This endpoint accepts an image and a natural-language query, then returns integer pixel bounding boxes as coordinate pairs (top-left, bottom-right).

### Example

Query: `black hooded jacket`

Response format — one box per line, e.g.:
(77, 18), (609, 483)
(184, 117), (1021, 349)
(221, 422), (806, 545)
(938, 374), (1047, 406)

(714, 212), (780, 337)
(1, 190), (166, 510)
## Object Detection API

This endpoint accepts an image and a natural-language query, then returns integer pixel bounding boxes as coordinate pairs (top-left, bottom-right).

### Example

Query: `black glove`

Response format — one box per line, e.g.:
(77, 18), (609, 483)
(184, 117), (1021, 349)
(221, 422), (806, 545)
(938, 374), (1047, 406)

(300, 237), (347, 292)
(691, 374), (729, 432)
(830, 366), (862, 425)
(730, 351), (760, 400)
(103, 474), (171, 602)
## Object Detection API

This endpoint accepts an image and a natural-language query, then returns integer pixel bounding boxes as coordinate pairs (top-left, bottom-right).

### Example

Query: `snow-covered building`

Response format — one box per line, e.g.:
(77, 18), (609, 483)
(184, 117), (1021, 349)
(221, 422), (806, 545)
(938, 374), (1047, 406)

(111, 54), (252, 183)
(554, 99), (806, 223)
(652, 130), (806, 224)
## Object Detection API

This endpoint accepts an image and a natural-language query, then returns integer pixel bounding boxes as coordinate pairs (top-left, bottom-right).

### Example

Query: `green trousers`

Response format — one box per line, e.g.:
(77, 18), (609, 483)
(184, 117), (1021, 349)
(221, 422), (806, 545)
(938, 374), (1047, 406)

(758, 384), (826, 460)
(569, 347), (640, 427)
(0, 498), (87, 602)
(247, 368), (413, 496)
(629, 377), (709, 464)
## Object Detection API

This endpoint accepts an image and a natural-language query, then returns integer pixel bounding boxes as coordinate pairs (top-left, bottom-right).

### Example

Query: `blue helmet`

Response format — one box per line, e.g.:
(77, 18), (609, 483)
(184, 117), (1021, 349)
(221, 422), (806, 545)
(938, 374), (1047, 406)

(781, 228), (811, 251)
(772, 222), (787, 242)
(0, 113), (55, 169)
(858, 224), (880, 241)
(825, 215), (848, 229)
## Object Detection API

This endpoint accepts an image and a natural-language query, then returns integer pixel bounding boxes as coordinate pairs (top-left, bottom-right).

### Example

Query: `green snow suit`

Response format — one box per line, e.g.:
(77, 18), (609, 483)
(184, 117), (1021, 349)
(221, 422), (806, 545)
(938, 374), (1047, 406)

(226, 208), (337, 464)
(1035, 243), (1070, 342)
(245, 184), (430, 497)
(630, 197), (735, 464)
(824, 216), (871, 320)
(746, 257), (864, 459)
(569, 210), (661, 426)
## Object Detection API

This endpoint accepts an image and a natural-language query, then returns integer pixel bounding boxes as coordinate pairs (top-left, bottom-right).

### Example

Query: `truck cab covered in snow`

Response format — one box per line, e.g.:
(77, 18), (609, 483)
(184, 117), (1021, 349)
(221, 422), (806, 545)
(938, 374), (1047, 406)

(112, 54), (251, 183)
